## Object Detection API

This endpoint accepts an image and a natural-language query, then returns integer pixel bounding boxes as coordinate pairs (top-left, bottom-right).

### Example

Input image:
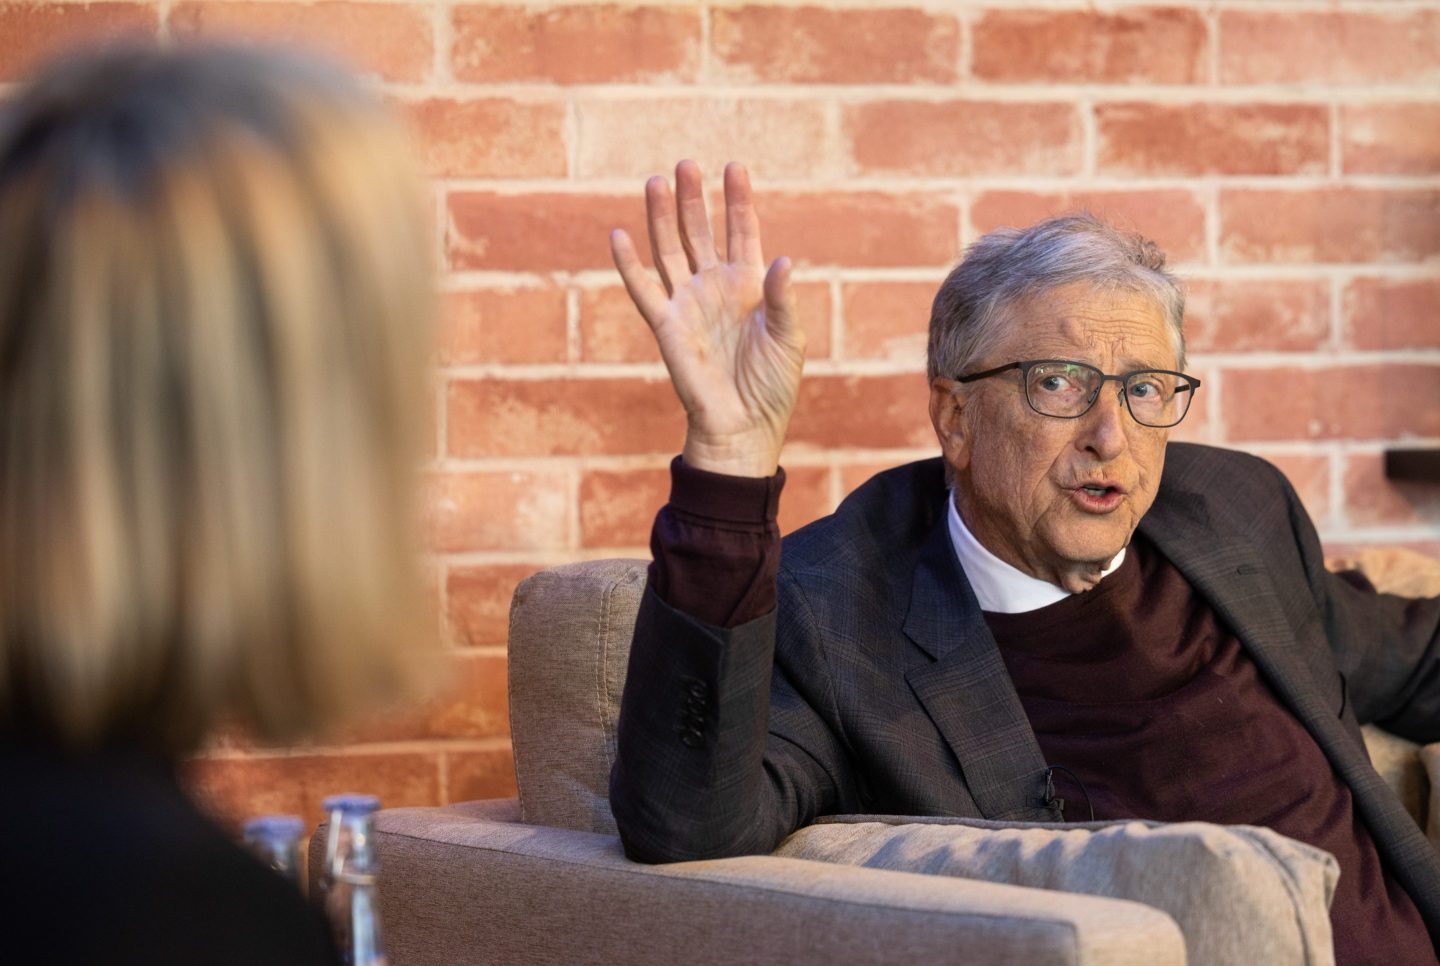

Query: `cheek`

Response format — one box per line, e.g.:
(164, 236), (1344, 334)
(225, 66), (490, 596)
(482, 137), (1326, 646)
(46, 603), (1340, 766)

(1131, 437), (1168, 503)
(976, 434), (1066, 510)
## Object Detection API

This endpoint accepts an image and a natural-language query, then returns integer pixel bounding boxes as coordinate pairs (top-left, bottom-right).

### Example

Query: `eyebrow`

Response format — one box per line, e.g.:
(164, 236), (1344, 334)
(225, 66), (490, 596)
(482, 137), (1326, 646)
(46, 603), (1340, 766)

(1026, 353), (1178, 373)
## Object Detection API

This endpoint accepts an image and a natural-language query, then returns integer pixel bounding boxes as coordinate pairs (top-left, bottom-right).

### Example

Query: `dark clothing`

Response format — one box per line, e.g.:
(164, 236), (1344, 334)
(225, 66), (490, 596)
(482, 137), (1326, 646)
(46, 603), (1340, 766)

(615, 444), (1440, 956)
(1, 739), (340, 966)
(987, 533), (1431, 965)
(649, 455), (784, 629)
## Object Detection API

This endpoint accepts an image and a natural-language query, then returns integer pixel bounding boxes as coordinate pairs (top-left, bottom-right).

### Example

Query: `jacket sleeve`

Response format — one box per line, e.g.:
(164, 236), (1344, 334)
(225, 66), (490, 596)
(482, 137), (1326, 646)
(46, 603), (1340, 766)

(1274, 462), (1440, 742)
(1324, 568), (1440, 742)
(609, 579), (858, 863)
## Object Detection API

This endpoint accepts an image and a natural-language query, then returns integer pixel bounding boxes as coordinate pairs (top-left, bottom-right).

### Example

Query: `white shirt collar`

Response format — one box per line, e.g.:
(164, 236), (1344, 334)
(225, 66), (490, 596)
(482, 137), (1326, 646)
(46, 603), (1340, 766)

(946, 491), (1126, 614)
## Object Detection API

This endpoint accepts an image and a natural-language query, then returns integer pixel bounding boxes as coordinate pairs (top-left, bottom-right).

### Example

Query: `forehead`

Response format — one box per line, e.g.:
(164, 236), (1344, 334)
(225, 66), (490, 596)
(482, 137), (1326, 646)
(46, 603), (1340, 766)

(995, 282), (1176, 370)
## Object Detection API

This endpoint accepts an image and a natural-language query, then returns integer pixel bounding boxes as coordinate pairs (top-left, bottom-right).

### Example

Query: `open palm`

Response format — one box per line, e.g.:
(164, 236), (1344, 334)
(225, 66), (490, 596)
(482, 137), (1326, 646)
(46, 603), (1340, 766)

(610, 161), (804, 478)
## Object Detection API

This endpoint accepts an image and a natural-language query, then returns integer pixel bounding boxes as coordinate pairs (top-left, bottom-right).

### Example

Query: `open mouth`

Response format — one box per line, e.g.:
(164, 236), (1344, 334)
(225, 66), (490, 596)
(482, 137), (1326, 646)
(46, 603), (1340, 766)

(1069, 481), (1126, 512)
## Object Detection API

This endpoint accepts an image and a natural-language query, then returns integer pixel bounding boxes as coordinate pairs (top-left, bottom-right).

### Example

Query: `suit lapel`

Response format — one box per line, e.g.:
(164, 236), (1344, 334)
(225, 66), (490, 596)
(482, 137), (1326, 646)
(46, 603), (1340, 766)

(902, 510), (1053, 821)
(1139, 484), (1356, 762)
(1141, 474), (1440, 912)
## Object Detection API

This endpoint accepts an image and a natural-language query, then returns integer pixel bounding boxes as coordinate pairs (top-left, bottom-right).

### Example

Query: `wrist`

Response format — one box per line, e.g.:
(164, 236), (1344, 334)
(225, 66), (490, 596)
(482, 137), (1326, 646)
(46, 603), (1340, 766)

(682, 430), (782, 478)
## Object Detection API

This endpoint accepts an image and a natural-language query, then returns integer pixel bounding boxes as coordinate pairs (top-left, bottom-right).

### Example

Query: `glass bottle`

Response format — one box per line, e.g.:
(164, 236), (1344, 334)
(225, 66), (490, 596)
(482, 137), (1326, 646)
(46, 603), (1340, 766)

(241, 814), (306, 886)
(320, 793), (387, 966)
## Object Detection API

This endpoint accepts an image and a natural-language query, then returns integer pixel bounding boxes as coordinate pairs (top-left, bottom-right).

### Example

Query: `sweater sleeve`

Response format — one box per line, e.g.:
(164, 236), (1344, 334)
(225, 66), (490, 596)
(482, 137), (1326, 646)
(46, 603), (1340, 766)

(647, 456), (785, 629)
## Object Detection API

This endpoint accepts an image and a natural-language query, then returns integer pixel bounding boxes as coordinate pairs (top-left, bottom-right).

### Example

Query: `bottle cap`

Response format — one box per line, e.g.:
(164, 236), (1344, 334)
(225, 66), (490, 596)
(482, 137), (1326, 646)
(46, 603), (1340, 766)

(322, 793), (381, 814)
(242, 814), (305, 841)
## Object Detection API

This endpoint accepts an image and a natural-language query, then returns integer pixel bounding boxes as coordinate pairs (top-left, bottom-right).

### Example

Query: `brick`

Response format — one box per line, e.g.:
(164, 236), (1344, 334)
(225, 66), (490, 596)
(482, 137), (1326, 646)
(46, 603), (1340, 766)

(712, 6), (958, 85)
(0, 2), (158, 81)
(1096, 103), (1328, 177)
(447, 192), (647, 273)
(1220, 189), (1440, 265)
(1183, 279), (1330, 353)
(972, 7), (1207, 85)
(169, 2), (432, 84)
(1344, 452), (1440, 528)
(184, 751), (439, 831)
(796, 284), (835, 360)
(1220, 11), (1440, 86)
(842, 281), (936, 362)
(342, 654), (509, 743)
(971, 190), (1206, 266)
(451, 4), (698, 84)
(421, 470), (569, 552)
(846, 100), (1081, 178)
(712, 192), (959, 269)
(401, 98), (566, 179)
(579, 466), (668, 548)
(574, 99), (830, 180)
(840, 461), (903, 497)
(777, 464), (833, 536)
(578, 288), (660, 364)
(1250, 452), (1332, 524)
(1222, 364), (1440, 442)
(446, 563), (545, 648)
(1342, 103), (1440, 176)
(577, 463), (834, 545)
(579, 283), (831, 363)
(1342, 277), (1440, 351)
(445, 748), (518, 804)
(438, 287), (568, 366)
(447, 377), (684, 457)
(788, 374), (934, 451)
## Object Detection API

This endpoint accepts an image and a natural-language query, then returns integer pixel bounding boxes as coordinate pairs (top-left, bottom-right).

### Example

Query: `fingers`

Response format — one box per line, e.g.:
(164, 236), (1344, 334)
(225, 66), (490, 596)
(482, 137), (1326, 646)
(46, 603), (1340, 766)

(725, 161), (765, 267)
(674, 160), (718, 274)
(763, 256), (802, 347)
(610, 229), (670, 328)
(644, 175), (690, 296)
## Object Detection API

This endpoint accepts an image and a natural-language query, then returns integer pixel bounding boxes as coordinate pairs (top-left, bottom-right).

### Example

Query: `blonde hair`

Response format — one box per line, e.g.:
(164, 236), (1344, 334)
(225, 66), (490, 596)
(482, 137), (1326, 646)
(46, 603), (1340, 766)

(0, 44), (437, 754)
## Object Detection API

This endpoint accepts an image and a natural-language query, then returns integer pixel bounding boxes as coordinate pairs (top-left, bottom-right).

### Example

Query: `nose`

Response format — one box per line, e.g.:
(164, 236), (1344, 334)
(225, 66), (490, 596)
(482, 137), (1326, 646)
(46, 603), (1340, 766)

(1075, 382), (1129, 461)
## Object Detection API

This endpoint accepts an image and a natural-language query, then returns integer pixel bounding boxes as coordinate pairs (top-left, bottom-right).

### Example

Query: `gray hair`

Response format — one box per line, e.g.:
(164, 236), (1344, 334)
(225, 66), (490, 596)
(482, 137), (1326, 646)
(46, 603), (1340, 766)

(927, 214), (1186, 381)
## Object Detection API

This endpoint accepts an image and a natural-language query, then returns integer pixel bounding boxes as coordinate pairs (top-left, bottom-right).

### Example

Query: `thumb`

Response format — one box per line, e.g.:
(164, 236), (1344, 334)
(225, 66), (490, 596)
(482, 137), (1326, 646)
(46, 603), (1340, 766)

(762, 256), (801, 345)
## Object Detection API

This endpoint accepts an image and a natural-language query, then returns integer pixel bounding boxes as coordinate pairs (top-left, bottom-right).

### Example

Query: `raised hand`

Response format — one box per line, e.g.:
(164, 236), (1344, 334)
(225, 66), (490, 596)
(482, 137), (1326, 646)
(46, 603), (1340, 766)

(610, 160), (804, 478)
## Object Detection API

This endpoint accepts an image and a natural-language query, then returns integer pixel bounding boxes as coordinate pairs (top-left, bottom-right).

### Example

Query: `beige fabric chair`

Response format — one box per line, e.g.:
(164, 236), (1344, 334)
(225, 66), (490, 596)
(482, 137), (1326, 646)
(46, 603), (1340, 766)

(314, 553), (1439, 966)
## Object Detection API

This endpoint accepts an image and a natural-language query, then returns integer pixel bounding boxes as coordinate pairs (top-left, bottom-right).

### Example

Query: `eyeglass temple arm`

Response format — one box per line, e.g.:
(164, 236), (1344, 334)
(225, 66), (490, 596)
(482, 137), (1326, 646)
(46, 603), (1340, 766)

(955, 363), (1022, 383)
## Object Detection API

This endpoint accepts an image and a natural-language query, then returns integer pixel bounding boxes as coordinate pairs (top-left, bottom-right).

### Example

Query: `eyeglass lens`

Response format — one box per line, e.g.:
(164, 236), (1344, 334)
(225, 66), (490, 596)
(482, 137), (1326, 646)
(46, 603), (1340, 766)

(1025, 362), (1194, 427)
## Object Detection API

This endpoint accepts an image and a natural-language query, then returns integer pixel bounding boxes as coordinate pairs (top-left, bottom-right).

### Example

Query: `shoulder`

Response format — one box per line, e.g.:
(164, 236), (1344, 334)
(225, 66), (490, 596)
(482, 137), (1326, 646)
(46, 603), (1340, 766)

(1161, 442), (1288, 488)
(777, 459), (949, 627)
(1, 747), (338, 965)
(1158, 442), (1297, 516)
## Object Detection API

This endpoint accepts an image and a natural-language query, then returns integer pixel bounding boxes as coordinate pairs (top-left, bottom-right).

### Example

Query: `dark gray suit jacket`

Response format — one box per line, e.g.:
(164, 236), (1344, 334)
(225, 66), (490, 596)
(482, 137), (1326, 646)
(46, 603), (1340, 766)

(611, 443), (1440, 941)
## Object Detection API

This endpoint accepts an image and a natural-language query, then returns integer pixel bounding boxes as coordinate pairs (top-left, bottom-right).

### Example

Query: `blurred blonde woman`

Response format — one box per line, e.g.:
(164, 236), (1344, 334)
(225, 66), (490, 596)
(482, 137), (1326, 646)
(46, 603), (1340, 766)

(0, 43), (436, 964)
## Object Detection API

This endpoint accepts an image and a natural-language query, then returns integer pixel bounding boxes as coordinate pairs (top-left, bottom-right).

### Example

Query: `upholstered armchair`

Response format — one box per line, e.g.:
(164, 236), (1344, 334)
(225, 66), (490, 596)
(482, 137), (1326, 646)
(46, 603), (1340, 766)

(313, 553), (1439, 966)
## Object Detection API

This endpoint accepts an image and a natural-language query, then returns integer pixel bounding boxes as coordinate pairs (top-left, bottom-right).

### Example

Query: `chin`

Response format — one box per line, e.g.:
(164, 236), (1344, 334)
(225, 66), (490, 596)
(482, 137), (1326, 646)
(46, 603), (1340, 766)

(1051, 533), (1128, 571)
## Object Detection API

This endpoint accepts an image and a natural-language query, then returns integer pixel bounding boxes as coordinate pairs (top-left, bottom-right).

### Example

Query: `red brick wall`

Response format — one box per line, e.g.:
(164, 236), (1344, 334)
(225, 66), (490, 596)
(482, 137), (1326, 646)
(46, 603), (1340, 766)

(5, 1), (1438, 827)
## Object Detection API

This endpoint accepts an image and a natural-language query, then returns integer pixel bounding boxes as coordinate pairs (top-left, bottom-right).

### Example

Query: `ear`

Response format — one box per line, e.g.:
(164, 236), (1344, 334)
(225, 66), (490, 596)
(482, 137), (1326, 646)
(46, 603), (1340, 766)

(929, 377), (973, 475)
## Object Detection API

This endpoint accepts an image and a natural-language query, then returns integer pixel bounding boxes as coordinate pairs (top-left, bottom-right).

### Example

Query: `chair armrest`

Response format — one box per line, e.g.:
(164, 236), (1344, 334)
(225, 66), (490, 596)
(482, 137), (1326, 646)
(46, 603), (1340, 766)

(319, 804), (1183, 966)
(1423, 744), (1440, 852)
(1363, 725), (1427, 827)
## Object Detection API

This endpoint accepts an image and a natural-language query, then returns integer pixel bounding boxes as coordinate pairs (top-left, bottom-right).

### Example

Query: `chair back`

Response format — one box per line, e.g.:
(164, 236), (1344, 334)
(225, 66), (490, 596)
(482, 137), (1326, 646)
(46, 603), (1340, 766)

(507, 559), (648, 834)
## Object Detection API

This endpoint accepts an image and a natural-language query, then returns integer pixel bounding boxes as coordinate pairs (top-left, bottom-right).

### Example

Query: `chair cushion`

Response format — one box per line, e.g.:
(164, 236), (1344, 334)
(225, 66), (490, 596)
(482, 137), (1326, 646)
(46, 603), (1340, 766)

(776, 814), (1340, 966)
(507, 559), (647, 834)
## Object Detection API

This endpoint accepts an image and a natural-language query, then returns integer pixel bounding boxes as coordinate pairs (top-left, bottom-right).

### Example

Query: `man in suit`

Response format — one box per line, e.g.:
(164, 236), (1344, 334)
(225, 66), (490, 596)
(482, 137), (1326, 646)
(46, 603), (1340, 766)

(606, 161), (1440, 963)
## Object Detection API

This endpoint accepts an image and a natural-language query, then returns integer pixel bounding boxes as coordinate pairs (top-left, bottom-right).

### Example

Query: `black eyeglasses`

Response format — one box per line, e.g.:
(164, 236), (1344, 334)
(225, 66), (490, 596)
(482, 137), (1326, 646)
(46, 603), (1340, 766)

(956, 359), (1201, 428)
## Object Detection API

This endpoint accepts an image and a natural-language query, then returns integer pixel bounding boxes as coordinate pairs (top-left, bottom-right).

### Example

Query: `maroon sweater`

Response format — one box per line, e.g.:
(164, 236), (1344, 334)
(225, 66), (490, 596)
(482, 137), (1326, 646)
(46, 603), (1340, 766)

(986, 532), (1431, 965)
(649, 459), (1434, 965)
